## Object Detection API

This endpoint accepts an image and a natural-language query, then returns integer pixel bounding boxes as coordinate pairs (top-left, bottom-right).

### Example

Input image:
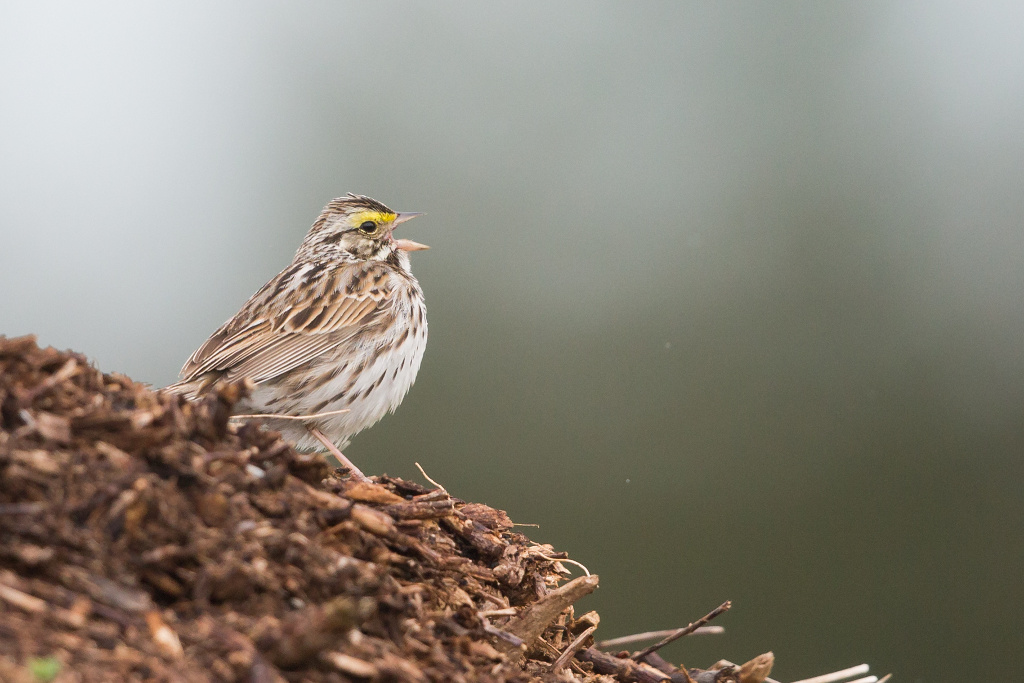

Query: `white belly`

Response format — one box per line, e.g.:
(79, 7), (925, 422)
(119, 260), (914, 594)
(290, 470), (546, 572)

(243, 296), (427, 452)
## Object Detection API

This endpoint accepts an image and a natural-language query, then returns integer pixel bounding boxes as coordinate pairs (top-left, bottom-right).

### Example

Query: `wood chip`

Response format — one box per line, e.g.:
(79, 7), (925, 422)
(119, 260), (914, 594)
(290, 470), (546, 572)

(0, 582), (47, 614)
(343, 481), (406, 504)
(321, 651), (379, 678)
(145, 611), (184, 659)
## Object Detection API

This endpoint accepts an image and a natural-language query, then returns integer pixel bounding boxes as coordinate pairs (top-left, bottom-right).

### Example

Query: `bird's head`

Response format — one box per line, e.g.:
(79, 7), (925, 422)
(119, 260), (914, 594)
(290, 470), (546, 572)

(302, 193), (427, 263)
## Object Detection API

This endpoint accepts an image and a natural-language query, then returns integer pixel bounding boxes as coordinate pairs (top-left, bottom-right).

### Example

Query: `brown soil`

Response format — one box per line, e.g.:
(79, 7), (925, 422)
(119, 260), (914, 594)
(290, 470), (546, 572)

(0, 336), (767, 683)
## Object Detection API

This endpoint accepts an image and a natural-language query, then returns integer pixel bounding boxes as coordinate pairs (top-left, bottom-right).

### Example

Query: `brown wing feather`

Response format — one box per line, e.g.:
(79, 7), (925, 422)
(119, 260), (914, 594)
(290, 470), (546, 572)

(179, 261), (394, 387)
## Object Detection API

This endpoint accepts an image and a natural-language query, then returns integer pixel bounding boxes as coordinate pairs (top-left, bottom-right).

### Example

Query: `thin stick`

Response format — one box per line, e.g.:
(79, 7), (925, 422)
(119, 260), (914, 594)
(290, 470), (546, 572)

(308, 428), (369, 482)
(631, 601), (731, 661)
(495, 575), (600, 661)
(597, 626), (724, 648)
(790, 664), (871, 683)
(414, 462), (448, 495)
(550, 624), (598, 672)
(480, 619), (525, 647)
(231, 408), (350, 421)
(537, 636), (589, 677)
(533, 553), (592, 578)
(0, 583), (46, 614)
(577, 647), (674, 683)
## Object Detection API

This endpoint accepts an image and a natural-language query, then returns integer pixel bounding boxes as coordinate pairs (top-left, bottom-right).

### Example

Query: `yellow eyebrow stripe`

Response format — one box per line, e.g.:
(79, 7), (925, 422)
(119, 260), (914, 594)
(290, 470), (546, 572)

(351, 210), (396, 225)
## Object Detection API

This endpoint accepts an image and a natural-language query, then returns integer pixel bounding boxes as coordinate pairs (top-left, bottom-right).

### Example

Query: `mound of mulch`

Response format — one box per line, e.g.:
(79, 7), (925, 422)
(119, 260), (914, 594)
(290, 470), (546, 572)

(0, 336), (771, 683)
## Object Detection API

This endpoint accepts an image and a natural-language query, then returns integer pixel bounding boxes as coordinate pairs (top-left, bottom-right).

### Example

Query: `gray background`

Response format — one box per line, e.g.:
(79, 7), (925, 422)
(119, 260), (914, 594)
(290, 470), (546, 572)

(2, 2), (1022, 681)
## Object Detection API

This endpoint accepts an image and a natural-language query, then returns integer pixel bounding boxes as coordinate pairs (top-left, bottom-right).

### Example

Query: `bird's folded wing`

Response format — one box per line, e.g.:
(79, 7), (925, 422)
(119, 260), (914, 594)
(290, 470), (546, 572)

(179, 262), (393, 386)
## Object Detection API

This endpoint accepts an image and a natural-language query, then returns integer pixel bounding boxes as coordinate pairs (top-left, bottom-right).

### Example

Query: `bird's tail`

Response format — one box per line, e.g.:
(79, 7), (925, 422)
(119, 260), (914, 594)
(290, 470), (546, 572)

(161, 371), (229, 401)
(160, 378), (201, 400)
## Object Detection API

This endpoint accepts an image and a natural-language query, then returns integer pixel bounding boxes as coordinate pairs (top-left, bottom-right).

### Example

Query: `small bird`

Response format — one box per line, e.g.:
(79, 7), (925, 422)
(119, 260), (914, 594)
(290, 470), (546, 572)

(167, 194), (428, 474)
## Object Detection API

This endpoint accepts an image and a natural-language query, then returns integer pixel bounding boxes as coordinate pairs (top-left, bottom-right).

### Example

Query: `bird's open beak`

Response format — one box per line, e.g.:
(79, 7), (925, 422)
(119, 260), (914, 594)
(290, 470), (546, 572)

(394, 212), (423, 225)
(394, 239), (430, 252)
(392, 212), (429, 251)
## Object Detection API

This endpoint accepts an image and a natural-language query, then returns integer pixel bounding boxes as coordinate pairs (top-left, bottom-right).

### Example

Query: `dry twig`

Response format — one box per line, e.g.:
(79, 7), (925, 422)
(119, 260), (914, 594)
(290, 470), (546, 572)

(790, 664), (871, 683)
(631, 601), (731, 661)
(532, 551), (592, 577)
(414, 461), (449, 495)
(550, 624), (598, 672)
(576, 648), (674, 682)
(597, 626), (724, 649)
(495, 574), (600, 660)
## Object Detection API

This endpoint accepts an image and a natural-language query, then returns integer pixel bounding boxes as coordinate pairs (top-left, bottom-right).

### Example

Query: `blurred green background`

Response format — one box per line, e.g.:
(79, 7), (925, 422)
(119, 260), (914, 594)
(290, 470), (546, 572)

(2, 2), (1022, 680)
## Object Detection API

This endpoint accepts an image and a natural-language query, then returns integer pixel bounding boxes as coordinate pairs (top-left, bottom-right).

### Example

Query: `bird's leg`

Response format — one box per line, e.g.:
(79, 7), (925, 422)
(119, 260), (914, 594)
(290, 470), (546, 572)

(308, 427), (370, 482)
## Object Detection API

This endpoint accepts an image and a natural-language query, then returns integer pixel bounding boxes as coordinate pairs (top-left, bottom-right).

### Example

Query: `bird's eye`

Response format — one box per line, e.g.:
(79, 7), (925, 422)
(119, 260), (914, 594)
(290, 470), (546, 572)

(359, 221), (377, 234)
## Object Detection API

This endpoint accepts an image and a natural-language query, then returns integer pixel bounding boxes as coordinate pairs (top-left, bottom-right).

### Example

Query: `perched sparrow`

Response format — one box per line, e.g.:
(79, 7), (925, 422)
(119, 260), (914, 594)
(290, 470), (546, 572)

(167, 194), (428, 469)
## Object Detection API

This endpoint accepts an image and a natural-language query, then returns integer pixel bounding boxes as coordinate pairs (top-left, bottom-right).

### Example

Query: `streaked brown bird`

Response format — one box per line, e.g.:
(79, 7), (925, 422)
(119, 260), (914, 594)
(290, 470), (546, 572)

(166, 194), (428, 476)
